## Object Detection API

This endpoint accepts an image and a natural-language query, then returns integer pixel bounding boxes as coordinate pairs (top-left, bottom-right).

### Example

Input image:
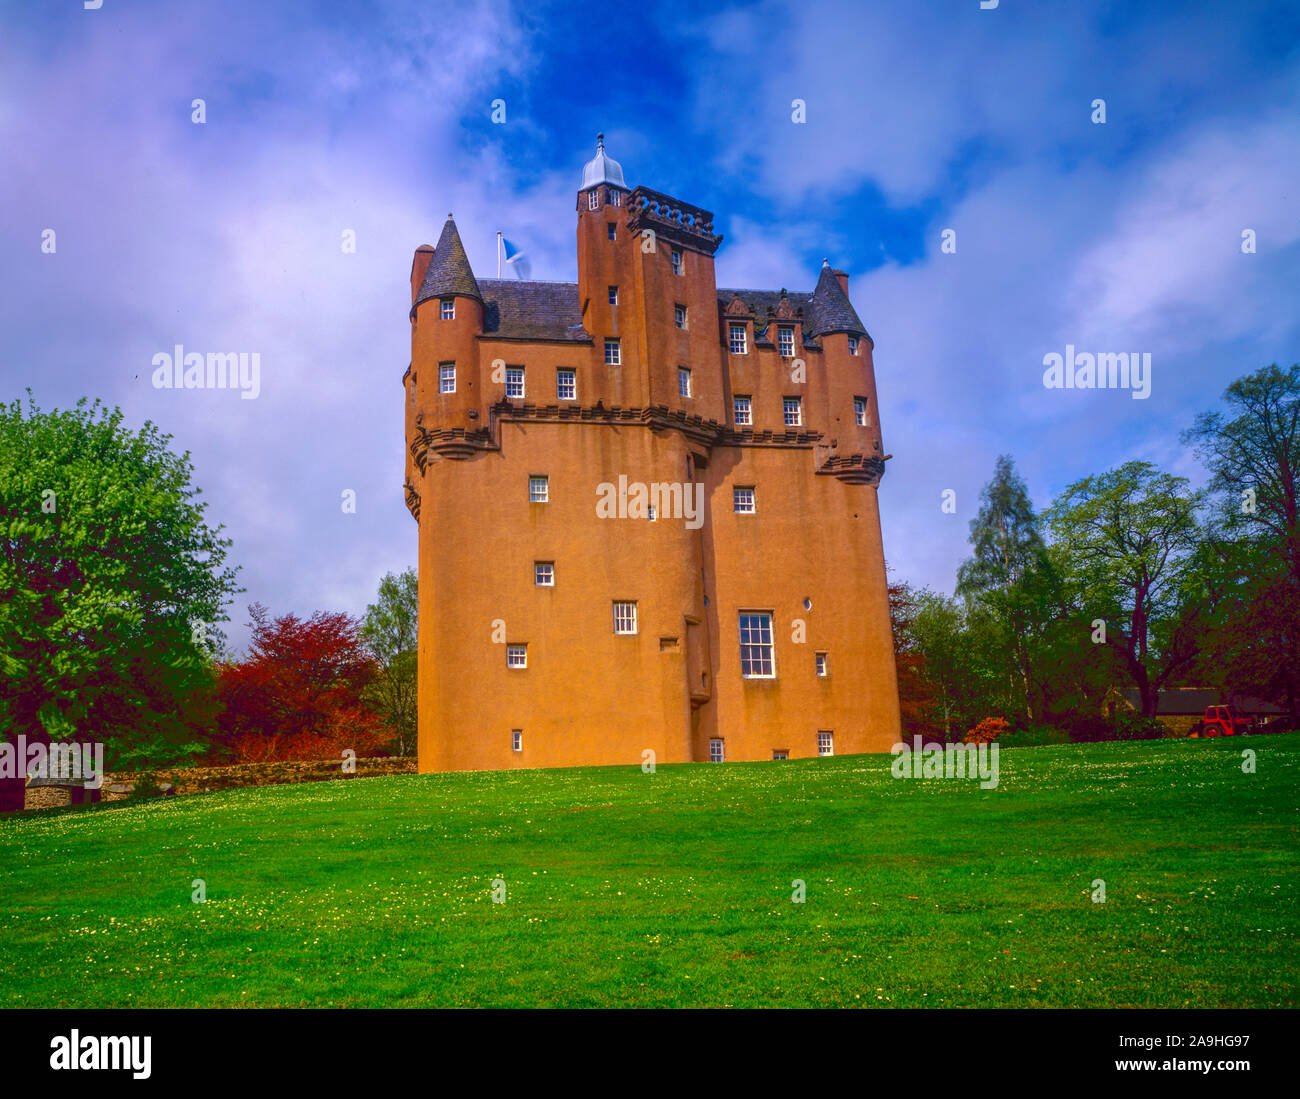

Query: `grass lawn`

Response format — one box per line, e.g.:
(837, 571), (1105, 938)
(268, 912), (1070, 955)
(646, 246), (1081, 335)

(1, 735), (1297, 1008)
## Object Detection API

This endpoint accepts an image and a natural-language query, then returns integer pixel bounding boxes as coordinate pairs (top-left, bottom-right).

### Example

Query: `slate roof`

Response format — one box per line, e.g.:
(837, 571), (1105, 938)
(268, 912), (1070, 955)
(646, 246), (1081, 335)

(479, 280), (590, 342)
(414, 217), (481, 308)
(1120, 689), (1284, 715)
(718, 265), (867, 340)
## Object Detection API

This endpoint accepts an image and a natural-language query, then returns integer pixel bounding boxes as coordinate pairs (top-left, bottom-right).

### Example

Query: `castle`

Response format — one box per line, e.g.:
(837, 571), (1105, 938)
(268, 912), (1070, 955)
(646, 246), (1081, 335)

(405, 137), (901, 771)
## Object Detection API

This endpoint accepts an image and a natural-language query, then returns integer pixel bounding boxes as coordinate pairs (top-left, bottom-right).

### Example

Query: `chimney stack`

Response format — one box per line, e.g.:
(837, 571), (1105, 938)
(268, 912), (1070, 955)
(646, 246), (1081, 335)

(832, 269), (850, 297)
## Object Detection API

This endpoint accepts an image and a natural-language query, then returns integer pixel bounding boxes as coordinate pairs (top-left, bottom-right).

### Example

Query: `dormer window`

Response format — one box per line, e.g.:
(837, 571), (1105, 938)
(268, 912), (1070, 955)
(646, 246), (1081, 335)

(778, 326), (795, 357)
(440, 298), (455, 321)
(728, 323), (748, 355)
(588, 190), (599, 211)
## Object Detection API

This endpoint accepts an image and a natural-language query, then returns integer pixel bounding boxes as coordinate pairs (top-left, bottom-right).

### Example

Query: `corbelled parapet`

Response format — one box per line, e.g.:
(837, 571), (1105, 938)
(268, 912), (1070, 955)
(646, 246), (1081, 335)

(626, 186), (723, 256)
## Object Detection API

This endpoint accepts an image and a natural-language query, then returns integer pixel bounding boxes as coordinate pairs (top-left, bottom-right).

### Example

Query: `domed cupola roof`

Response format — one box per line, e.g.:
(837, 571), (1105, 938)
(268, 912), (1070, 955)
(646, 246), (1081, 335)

(580, 133), (626, 191)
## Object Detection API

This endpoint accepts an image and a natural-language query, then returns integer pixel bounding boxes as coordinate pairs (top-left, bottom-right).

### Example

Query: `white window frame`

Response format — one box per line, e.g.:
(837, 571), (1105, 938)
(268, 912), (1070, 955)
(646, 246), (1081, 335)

(848, 336), (859, 356)
(733, 486), (755, 514)
(588, 189), (599, 210)
(671, 248), (683, 275)
(512, 730), (523, 751)
(709, 738), (725, 763)
(439, 362), (456, 394)
(441, 298), (455, 320)
(609, 189), (621, 207)
(613, 601), (638, 635)
(816, 652), (828, 677)
(729, 323), (747, 355)
(556, 368), (576, 401)
(535, 562), (554, 586)
(529, 476), (549, 503)
(605, 339), (621, 365)
(854, 396), (867, 426)
(772, 750), (788, 761)
(733, 395), (752, 426)
(505, 366), (525, 399)
(608, 285), (618, 305)
(818, 731), (834, 757)
(674, 303), (687, 329)
(506, 645), (527, 669)
(778, 326), (795, 357)
(678, 367), (691, 398)
(783, 397), (802, 427)
(739, 611), (775, 678)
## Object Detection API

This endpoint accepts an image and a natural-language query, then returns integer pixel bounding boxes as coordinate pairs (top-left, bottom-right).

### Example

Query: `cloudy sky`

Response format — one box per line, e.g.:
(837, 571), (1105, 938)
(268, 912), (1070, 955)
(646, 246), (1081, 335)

(2, 0), (1297, 650)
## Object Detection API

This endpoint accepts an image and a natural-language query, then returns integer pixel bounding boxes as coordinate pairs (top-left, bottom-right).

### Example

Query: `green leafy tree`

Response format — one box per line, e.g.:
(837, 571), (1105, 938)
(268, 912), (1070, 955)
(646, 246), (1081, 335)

(1043, 461), (1202, 717)
(360, 568), (418, 756)
(0, 396), (238, 808)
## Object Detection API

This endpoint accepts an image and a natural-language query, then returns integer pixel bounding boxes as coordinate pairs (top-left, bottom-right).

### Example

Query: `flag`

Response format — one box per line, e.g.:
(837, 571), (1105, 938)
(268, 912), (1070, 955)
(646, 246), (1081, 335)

(502, 237), (531, 280)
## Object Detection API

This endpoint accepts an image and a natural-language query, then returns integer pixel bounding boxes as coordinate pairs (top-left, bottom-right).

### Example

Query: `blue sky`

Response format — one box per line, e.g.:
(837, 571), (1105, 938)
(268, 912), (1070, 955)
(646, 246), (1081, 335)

(2, 0), (1298, 650)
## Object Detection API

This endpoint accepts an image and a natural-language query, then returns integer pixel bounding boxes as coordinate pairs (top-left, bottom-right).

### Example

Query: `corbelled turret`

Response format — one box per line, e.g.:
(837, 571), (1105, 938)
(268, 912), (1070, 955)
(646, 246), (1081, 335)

(413, 215), (481, 313)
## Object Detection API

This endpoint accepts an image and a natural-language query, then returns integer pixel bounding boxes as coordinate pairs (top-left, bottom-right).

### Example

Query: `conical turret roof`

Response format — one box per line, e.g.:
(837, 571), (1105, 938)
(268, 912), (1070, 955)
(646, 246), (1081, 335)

(807, 260), (866, 338)
(414, 215), (481, 309)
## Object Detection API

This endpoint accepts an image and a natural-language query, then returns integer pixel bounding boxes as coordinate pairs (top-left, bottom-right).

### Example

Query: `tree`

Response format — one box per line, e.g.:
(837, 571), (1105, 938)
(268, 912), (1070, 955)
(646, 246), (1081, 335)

(360, 568), (418, 756)
(1043, 461), (1202, 717)
(888, 579), (939, 741)
(957, 455), (1052, 720)
(214, 603), (388, 762)
(0, 396), (238, 810)
(1182, 364), (1300, 717)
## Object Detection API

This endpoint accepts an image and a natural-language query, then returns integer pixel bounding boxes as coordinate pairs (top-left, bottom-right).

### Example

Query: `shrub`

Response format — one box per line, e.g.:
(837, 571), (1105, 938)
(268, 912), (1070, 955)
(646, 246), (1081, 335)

(965, 717), (1008, 744)
(1000, 724), (1071, 748)
(1112, 710), (1167, 741)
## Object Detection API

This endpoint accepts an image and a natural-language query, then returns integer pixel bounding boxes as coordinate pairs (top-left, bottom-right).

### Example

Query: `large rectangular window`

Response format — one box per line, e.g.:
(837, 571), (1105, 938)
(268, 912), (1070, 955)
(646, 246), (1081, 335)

(778, 326), (795, 357)
(506, 366), (525, 399)
(733, 395), (752, 426)
(439, 362), (455, 394)
(613, 601), (638, 635)
(556, 368), (576, 400)
(605, 339), (621, 365)
(739, 612), (775, 678)
(783, 396), (802, 426)
(728, 323), (747, 355)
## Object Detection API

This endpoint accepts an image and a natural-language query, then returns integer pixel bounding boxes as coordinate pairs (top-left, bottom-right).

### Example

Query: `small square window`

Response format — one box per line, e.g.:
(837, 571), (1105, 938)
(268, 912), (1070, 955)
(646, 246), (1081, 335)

(507, 645), (527, 669)
(778, 326), (795, 357)
(439, 363), (455, 394)
(772, 750), (788, 761)
(783, 397), (802, 427)
(506, 366), (525, 399)
(733, 395), (752, 426)
(605, 339), (621, 365)
(608, 285), (619, 305)
(535, 562), (554, 586)
(815, 652), (828, 677)
(613, 601), (638, 635)
(671, 248), (683, 275)
(607, 223), (617, 240)
(818, 731), (834, 757)
(440, 298), (455, 321)
(674, 304), (687, 329)
(588, 190), (599, 210)
(512, 730), (523, 751)
(678, 367), (691, 398)
(529, 476), (549, 503)
(733, 486), (755, 514)
(728, 323), (747, 355)
(848, 336), (859, 356)
(854, 397), (867, 426)
(557, 368), (576, 400)
(709, 738), (725, 763)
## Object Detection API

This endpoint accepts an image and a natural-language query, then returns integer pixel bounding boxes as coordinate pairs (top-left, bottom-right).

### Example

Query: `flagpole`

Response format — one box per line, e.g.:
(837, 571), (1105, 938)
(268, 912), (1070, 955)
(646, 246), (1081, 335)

(497, 232), (502, 279)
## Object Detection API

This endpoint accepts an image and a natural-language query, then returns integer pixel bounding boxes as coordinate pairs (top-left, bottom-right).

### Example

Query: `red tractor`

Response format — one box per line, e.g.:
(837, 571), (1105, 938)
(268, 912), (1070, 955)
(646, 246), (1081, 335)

(1189, 705), (1253, 737)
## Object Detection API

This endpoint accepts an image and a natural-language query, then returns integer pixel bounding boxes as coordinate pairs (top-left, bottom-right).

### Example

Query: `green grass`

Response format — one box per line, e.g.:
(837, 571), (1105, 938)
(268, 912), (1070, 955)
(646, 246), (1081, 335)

(1, 736), (1297, 1007)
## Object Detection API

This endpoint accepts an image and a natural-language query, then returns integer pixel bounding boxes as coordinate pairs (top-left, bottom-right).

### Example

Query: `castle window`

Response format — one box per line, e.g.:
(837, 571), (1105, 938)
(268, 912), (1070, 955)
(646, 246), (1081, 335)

(529, 476), (549, 503)
(671, 248), (683, 276)
(605, 339), (621, 365)
(739, 612), (774, 678)
(674, 304), (687, 329)
(778, 326), (795, 357)
(588, 190), (599, 210)
(440, 298), (455, 320)
(512, 730), (523, 751)
(608, 285), (618, 305)
(772, 750), (788, 761)
(728, 323), (747, 355)
(733, 486), (755, 514)
(848, 336), (859, 356)
(439, 362), (455, 394)
(609, 189), (621, 207)
(506, 366), (525, 399)
(535, 562), (554, 586)
(854, 396), (867, 426)
(507, 645), (528, 669)
(783, 397), (802, 427)
(556, 368), (576, 400)
(816, 652), (828, 677)
(648, 505), (657, 521)
(613, 601), (638, 635)
(678, 367), (691, 398)
(709, 738), (725, 763)
(607, 223), (616, 240)
(733, 395), (752, 426)
(818, 731), (834, 757)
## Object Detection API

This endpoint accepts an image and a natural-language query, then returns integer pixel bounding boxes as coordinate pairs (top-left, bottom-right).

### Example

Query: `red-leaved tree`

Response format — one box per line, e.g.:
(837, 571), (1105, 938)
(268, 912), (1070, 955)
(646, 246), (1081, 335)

(214, 603), (391, 762)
